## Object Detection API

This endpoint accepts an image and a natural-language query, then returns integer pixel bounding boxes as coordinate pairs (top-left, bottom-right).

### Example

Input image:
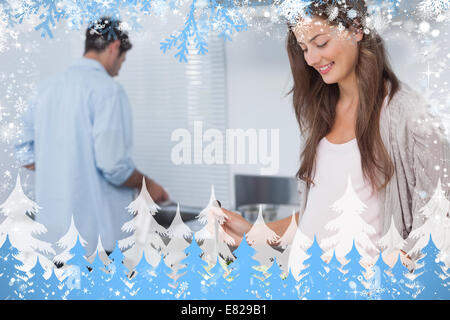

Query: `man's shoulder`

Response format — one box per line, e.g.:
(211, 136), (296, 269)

(66, 63), (123, 95)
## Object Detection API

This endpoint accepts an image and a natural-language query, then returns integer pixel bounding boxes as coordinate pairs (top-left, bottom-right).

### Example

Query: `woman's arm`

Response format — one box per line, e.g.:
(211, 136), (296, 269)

(402, 91), (450, 257)
(267, 212), (300, 240)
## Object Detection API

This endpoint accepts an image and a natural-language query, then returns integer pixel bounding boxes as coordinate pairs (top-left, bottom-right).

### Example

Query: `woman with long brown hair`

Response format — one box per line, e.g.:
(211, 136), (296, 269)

(220, 0), (450, 266)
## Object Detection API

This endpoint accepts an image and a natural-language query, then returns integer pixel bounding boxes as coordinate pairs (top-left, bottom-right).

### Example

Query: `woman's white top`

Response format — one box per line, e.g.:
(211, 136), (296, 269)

(296, 83), (450, 259)
(298, 136), (383, 260)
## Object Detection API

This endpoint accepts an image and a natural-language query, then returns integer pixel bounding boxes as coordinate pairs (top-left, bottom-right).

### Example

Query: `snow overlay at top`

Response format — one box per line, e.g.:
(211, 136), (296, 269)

(0, 1), (448, 61)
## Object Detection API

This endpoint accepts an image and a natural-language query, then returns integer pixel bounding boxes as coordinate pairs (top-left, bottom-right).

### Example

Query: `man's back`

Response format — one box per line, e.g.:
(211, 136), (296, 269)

(16, 58), (135, 256)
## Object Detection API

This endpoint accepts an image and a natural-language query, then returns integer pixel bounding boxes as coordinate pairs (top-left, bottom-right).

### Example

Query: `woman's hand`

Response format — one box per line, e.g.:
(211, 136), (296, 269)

(219, 208), (253, 247)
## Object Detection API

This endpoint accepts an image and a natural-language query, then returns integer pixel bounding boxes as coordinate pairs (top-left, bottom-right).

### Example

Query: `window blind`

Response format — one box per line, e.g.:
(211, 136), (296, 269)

(118, 18), (230, 208)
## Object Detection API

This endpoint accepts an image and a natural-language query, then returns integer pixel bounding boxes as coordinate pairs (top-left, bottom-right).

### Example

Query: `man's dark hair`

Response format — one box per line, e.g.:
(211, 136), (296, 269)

(84, 17), (132, 55)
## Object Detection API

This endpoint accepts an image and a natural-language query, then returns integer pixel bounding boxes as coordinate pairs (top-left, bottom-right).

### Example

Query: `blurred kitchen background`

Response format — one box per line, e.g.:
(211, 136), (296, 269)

(0, 1), (449, 223)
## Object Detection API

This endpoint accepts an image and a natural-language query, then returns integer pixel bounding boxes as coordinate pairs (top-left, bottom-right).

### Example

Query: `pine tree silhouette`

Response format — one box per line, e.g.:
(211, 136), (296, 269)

(265, 257), (286, 299)
(246, 206), (280, 268)
(299, 236), (328, 299)
(321, 176), (378, 263)
(164, 204), (193, 282)
(53, 215), (88, 266)
(120, 177), (166, 269)
(0, 235), (29, 299)
(325, 250), (345, 300)
(416, 235), (448, 300)
(87, 251), (112, 299)
(283, 267), (300, 300)
(180, 235), (208, 299)
(128, 252), (155, 299)
(403, 267), (425, 299)
(341, 240), (367, 300)
(373, 252), (402, 300)
(388, 252), (410, 299)
(280, 213), (309, 276)
(106, 241), (130, 300)
(63, 236), (90, 300)
(278, 212), (299, 250)
(287, 228), (312, 281)
(0, 174), (55, 274)
(43, 267), (64, 300)
(152, 254), (178, 299)
(408, 178), (450, 259)
(378, 216), (406, 262)
(227, 233), (261, 299)
(27, 256), (48, 300)
(195, 185), (235, 264)
(206, 258), (231, 299)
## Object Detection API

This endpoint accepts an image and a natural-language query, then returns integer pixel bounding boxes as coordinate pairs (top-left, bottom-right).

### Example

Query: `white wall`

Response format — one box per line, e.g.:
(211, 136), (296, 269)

(225, 24), (301, 207)
(0, 26), (85, 203)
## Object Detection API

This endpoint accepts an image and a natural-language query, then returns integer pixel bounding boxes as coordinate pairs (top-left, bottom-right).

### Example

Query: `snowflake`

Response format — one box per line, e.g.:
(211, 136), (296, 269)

(418, 0), (450, 18)
(93, 0), (115, 9)
(152, 0), (169, 17)
(326, 5), (339, 21)
(118, 21), (132, 33)
(347, 8), (358, 19)
(0, 103), (7, 122)
(226, 8), (243, 26)
(363, 9), (391, 34)
(139, 268), (155, 281)
(0, 9), (10, 53)
(4, 170), (12, 179)
(179, 281), (188, 291)
(276, 0), (312, 25)
(0, 122), (17, 144)
(212, 15), (228, 33)
(417, 41), (441, 63)
(14, 97), (28, 114)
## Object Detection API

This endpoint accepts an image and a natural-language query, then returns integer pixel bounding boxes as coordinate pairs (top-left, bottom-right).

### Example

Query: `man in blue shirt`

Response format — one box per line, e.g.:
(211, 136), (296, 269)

(14, 17), (169, 258)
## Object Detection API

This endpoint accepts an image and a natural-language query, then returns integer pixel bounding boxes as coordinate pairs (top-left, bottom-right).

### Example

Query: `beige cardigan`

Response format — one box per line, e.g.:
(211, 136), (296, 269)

(296, 82), (450, 252)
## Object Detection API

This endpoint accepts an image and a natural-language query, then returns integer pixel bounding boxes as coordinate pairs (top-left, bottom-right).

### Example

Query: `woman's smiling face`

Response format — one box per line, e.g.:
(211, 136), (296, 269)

(292, 17), (363, 85)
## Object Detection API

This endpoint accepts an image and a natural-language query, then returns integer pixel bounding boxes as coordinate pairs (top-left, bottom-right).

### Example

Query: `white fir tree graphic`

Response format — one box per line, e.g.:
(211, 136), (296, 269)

(278, 212), (300, 274)
(195, 185), (235, 265)
(407, 178), (450, 267)
(278, 211), (299, 250)
(377, 215), (406, 266)
(0, 230), (5, 248)
(320, 176), (379, 264)
(287, 226), (312, 281)
(86, 235), (111, 266)
(246, 205), (281, 268)
(277, 211), (312, 276)
(120, 178), (167, 269)
(53, 215), (88, 265)
(163, 203), (193, 280)
(0, 174), (55, 277)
